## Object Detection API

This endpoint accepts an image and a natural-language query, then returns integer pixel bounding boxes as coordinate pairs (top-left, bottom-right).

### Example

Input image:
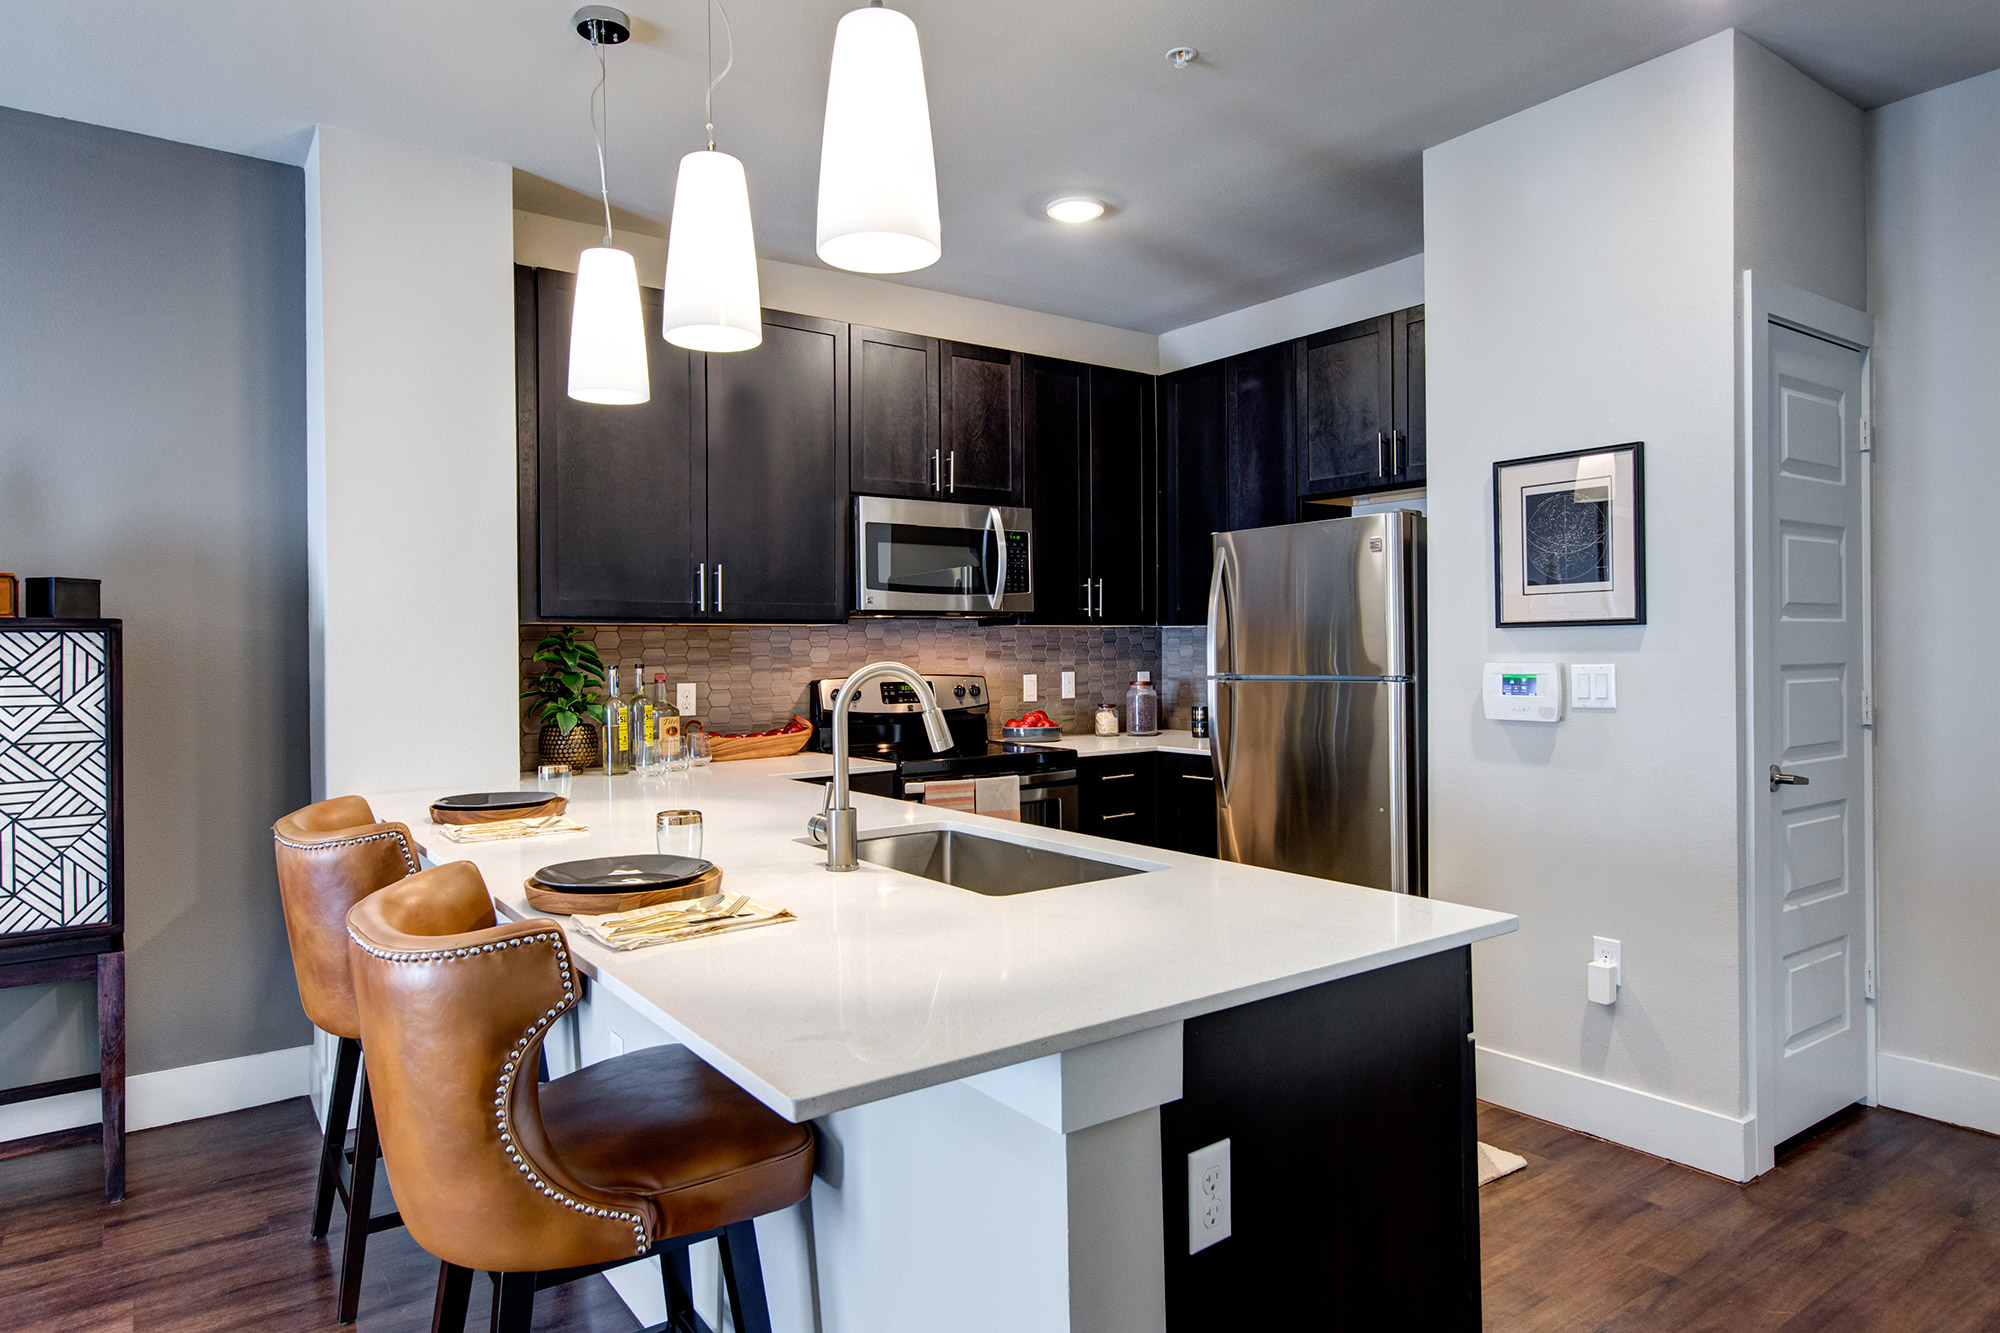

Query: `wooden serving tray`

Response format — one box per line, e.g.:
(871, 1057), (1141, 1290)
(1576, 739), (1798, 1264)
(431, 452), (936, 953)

(707, 717), (814, 762)
(524, 863), (723, 916)
(431, 795), (567, 826)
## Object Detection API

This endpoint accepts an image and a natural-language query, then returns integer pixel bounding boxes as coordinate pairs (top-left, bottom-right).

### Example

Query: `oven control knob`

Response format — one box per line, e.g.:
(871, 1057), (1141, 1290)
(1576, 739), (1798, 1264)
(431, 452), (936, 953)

(953, 685), (966, 699)
(968, 684), (982, 698)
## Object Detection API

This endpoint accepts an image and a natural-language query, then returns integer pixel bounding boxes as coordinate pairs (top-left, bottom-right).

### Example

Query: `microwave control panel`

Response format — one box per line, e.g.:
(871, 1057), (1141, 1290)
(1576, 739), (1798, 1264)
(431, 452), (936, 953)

(1004, 530), (1031, 593)
(1483, 662), (1563, 722)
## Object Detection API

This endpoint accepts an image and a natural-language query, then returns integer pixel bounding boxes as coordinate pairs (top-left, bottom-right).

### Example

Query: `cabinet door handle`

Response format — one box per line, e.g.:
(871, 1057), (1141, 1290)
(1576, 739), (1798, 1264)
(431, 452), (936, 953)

(1081, 580), (1093, 616)
(1100, 772), (1137, 782)
(1180, 773), (1214, 783)
(1100, 811), (1137, 821)
(948, 450), (956, 493)
(1376, 430), (1388, 477)
(932, 449), (941, 492)
(1096, 578), (1106, 619)
(715, 565), (723, 614)
(697, 564), (707, 613)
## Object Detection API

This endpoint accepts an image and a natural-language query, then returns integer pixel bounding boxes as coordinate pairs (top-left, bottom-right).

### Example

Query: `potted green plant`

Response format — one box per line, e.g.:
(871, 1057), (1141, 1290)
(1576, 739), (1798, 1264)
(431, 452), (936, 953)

(523, 627), (608, 769)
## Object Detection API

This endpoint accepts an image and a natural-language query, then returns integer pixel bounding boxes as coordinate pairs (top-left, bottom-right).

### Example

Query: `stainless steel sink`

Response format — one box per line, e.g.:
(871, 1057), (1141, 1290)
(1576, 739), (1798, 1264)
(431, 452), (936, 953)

(851, 827), (1159, 896)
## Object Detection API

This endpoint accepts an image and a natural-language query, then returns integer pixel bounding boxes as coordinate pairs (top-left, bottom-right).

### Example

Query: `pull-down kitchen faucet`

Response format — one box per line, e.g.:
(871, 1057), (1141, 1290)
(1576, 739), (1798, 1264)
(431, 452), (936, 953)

(810, 661), (952, 871)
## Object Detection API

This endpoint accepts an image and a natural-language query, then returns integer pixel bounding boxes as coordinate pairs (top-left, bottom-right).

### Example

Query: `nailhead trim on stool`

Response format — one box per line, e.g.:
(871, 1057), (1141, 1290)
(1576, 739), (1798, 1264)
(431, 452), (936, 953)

(275, 828), (420, 876)
(347, 928), (652, 1254)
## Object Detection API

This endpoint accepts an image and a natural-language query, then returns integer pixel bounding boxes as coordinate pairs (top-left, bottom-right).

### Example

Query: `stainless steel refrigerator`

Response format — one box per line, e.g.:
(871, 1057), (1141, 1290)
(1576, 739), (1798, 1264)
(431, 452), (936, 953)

(1207, 512), (1426, 894)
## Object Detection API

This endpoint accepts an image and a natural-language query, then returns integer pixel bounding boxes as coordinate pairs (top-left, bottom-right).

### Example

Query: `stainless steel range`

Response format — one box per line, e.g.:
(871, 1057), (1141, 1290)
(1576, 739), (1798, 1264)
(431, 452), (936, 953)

(805, 673), (1080, 829)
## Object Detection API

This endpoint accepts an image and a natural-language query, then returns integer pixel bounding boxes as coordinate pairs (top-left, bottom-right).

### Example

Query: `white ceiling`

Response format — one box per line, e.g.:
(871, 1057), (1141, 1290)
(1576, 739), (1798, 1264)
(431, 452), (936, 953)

(3, 1), (1995, 333)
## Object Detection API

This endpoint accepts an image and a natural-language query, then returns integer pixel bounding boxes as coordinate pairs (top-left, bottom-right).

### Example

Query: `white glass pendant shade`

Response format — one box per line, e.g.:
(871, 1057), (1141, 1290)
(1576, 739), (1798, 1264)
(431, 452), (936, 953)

(662, 150), (763, 353)
(815, 5), (941, 274)
(567, 246), (650, 404)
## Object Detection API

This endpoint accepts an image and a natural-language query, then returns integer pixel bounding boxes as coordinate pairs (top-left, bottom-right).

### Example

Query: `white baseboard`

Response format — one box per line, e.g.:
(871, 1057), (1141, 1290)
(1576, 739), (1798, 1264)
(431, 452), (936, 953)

(1476, 1045), (1756, 1181)
(0, 1044), (312, 1144)
(1878, 1051), (2000, 1137)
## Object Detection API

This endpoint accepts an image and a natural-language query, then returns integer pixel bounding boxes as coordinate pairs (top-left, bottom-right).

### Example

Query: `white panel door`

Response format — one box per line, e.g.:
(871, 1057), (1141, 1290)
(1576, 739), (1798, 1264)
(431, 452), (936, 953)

(1763, 323), (1870, 1145)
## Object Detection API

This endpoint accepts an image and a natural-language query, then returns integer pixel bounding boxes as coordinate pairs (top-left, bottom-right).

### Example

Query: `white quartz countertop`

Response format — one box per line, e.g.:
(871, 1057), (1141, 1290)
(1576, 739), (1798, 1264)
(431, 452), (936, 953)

(1034, 729), (1211, 758)
(366, 753), (1514, 1122)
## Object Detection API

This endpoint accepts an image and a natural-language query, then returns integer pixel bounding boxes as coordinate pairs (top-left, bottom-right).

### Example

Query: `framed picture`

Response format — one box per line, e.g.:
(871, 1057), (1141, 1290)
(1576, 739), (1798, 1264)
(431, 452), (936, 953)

(1493, 443), (1645, 626)
(0, 574), (14, 618)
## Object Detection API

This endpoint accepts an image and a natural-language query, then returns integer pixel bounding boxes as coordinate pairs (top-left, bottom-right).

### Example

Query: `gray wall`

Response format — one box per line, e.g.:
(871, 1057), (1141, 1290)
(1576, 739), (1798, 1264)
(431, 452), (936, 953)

(0, 106), (311, 1081)
(1867, 67), (2000, 1091)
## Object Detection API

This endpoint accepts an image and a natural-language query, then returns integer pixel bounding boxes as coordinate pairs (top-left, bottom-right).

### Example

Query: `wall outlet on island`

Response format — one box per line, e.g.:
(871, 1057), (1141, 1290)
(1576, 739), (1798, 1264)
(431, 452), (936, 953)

(1060, 670), (1076, 699)
(1187, 1138), (1231, 1254)
(676, 683), (697, 715)
(1022, 673), (1038, 702)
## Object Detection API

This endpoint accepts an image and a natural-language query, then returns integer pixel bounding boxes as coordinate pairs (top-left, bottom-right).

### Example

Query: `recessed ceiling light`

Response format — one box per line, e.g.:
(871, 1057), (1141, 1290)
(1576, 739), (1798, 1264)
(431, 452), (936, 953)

(1046, 196), (1108, 224)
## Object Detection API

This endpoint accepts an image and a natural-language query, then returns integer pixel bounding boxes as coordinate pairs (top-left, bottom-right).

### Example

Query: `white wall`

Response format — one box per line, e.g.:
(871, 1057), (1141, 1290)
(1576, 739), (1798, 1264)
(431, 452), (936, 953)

(514, 211), (1159, 375)
(1424, 31), (1875, 1179)
(1867, 67), (2000, 1136)
(1155, 254), (1426, 373)
(307, 126), (521, 796)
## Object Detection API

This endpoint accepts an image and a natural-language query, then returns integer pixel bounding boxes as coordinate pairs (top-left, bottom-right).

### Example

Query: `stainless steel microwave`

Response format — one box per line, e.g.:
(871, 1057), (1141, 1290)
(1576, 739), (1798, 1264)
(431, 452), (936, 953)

(854, 496), (1033, 615)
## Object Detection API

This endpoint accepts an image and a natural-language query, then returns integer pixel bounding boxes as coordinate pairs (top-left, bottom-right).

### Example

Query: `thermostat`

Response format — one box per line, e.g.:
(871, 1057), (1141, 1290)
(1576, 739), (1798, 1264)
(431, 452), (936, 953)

(1483, 662), (1563, 722)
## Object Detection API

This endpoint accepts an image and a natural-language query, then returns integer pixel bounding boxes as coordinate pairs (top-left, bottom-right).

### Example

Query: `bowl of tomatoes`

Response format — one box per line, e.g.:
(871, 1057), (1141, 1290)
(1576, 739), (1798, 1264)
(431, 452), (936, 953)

(1001, 710), (1062, 740)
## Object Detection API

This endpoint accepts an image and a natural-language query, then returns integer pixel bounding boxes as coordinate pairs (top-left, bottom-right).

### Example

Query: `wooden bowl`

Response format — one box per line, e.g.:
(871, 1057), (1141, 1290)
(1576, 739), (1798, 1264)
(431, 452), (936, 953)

(431, 795), (566, 825)
(525, 863), (723, 916)
(706, 717), (814, 762)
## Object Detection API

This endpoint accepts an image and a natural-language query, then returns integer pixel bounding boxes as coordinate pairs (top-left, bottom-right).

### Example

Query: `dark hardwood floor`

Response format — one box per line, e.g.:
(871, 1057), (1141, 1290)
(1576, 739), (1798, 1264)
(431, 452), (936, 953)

(1479, 1102), (2000, 1331)
(0, 1097), (639, 1333)
(1, 1096), (1994, 1330)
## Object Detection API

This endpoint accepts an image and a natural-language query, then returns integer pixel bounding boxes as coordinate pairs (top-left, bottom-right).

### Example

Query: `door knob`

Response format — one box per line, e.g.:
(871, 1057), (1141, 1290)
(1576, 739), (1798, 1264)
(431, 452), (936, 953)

(1769, 764), (1810, 792)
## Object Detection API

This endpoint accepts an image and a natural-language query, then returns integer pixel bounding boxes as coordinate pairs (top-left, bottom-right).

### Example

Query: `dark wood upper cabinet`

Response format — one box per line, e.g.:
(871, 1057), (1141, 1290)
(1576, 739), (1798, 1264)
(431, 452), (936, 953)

(1393, 305), (1425, 485)
(703, 311), (850, 622)
(850, 325), (939, 498)
(1162, 362), (1230, 626)
(1088, 367), (1153, 625)
(1301, 315), (1394, 496)
(939, 342), (1025, 504)
(1226, 341), (1299, 530)
(1024, 357), (1088, 622)
(528, 268), (704, 622)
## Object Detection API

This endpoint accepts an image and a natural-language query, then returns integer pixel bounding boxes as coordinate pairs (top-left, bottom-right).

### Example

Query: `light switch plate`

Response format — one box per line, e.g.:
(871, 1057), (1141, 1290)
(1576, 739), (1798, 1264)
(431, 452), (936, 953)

(1060, 671), (1076, 699)
(676, 683), (698, 715)
(1023, 674), (1038, 702)
(1569, 664), (1617, 710)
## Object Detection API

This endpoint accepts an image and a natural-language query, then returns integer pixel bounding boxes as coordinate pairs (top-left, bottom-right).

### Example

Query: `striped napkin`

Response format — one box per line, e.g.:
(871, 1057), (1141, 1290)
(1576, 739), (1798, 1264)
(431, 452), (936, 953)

(574, 893), (796, 951)
(434, 815), (589, 843)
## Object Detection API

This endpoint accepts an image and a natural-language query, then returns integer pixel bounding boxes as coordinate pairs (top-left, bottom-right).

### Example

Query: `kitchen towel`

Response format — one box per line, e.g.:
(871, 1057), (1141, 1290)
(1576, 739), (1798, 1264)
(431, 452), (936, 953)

(923, 779), (977, 812)
(1476, 1141), (1527, 1186)
(973, 775), (1020, 821)
(574, 893), (796, 951)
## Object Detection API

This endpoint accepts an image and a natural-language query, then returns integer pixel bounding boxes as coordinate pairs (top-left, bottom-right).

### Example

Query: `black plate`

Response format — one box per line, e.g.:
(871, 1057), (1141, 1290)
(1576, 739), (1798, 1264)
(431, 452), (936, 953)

(532, 854), (713, 892)
(432, 790), (556, 812)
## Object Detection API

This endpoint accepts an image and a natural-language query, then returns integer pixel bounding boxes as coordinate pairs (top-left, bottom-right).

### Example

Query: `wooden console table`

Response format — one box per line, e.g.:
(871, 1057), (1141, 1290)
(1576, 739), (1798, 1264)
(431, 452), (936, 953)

(0, 620), (126, 1202)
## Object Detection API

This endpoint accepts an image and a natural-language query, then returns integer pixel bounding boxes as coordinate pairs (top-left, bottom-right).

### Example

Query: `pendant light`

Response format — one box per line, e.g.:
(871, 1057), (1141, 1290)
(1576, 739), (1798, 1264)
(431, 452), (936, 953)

(567, 7), (649, 405)
(815, 2), (941, 274)
(662, 0), (762, 352)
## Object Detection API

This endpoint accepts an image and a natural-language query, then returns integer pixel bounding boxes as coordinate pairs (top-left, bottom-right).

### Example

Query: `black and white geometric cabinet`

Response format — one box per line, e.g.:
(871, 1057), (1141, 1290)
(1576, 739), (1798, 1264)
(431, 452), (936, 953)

(0, 621), (122, 941)
(0, 618), (126, 1202)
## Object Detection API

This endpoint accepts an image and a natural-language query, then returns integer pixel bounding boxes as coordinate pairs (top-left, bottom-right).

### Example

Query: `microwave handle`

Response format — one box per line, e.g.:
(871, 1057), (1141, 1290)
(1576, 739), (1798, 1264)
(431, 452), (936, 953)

(983, 507), (1005, 611)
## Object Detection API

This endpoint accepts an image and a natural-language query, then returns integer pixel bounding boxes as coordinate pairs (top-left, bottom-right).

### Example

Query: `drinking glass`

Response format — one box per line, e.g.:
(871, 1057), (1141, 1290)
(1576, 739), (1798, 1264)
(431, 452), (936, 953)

(535, 764), (572, 799)
(688, 728), (712, 767)
(657, 810), (703, 859)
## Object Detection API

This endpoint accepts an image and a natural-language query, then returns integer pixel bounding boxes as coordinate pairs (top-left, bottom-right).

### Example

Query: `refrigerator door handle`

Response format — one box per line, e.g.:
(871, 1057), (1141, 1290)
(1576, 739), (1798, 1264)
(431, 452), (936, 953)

(1207, 544), (1236, 812)
(1387, 681), (1410, 894)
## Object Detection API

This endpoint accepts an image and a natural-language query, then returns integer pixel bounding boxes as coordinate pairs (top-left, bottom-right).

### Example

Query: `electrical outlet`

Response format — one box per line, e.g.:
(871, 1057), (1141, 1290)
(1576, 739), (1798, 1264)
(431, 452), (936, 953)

(1594, 936), (1622, 972)
(1060, 671), (1076, 699)
(608, 1029), (625, 1057)
(676, 683), (697, 715)
(1589, 936), (1622, 1006)
(1023, 674), (1038, 702)
(1187, 1139), (1232, 1254)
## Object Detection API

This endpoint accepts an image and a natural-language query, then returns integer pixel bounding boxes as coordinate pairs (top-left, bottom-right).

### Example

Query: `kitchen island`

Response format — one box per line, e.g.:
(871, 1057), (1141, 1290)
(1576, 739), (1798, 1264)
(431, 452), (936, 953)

(366, 752), (1514, 1332)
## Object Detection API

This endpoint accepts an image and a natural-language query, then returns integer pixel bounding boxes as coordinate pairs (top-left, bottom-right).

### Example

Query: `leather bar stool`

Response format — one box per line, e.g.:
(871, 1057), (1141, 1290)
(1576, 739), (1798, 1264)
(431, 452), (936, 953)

(272, 795), (420, 1323)
(346, 861), (813, 1333)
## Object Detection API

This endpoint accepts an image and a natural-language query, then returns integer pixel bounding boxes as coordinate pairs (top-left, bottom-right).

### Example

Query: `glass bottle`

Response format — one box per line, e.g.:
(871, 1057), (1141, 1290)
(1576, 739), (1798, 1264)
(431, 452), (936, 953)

(604, 664), (631, 774)
(655, 672), (685, 772)
(1095, 703), (1120, 736)
(633, 661), (657, 773)
(1125, 671), (1159, 736)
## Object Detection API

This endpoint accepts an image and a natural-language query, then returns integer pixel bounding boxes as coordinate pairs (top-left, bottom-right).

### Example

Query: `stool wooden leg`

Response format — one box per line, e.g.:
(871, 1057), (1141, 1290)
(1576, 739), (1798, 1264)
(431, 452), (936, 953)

(661, 1246), (699, 1328)
(314, 1037), (361, 1240)
(96, 950), (125, 1204)
(336, 1064), (383, 1324)
(490, 1271), (536, 1333)
(719, 1221), (773, 1333)
(429, 1262), (473, 1333)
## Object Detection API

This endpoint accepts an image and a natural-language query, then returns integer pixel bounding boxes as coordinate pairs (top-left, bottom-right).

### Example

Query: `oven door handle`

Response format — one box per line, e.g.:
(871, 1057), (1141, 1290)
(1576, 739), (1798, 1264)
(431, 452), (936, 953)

(983, 506), (1006, 612)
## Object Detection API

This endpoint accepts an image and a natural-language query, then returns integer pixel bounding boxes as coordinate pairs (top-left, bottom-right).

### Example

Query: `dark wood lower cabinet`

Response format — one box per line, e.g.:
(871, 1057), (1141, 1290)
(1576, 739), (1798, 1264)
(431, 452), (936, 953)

(1155, 752), (1218, 857)
(1161, 947), (1479, 1330)
(1077, 754), (1157, 844)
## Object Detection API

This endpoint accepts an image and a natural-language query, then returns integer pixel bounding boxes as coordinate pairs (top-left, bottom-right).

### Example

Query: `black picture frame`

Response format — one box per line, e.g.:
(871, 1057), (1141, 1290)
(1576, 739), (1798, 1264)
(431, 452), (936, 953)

(1492, 442), (1646, 627)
